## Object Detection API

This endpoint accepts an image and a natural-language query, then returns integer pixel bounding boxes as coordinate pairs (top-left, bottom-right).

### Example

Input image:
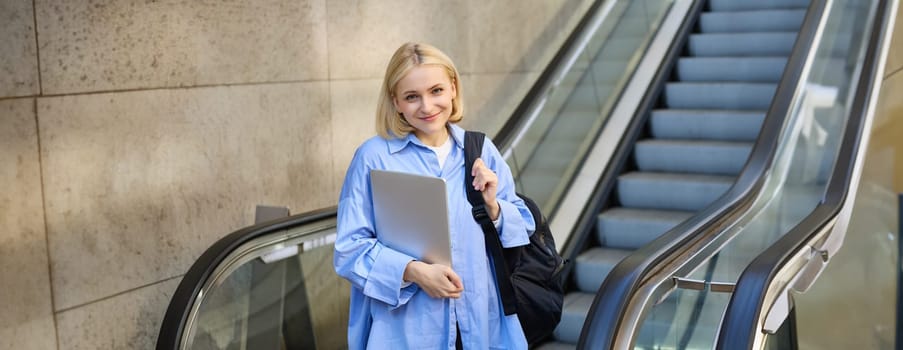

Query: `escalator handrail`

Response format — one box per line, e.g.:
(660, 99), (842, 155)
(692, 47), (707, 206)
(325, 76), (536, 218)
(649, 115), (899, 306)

(716, 0), (896, 348)
(155, 1), (612, 348)
(155, 206), (336, 350)
(577, 1), (829, 348)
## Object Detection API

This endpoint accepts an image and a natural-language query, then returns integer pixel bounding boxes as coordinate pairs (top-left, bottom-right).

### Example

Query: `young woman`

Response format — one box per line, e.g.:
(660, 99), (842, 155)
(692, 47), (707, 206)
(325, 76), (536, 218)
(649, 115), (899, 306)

(333, 42), (535, 349)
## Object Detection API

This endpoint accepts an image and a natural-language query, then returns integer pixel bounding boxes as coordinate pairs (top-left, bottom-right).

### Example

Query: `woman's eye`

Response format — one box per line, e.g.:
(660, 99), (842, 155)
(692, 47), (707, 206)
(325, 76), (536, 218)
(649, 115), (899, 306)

(404, 95), (418, 101)
(432, 88), (444, 94)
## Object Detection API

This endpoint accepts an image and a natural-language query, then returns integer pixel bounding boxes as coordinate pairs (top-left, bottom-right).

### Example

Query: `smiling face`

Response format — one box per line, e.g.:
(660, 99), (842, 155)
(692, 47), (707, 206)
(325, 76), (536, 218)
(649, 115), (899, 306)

(392, 65), (457, 147)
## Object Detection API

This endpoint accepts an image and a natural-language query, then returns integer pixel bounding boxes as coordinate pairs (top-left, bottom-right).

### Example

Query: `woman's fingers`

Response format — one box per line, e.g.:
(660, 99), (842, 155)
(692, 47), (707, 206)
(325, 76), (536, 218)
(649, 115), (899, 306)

(416, 263), (465, 299)
(471, 159), (500, 219)
(445, 267), (464, 290)
(471, 158), (498, 192)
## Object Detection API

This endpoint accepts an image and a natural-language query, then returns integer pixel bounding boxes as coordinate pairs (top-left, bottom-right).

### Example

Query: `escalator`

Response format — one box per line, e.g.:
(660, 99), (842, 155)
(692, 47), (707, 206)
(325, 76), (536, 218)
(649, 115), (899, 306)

(544, 0), (811, 348)
(580, 0), (898, 349)
(154, 0), (894, 348)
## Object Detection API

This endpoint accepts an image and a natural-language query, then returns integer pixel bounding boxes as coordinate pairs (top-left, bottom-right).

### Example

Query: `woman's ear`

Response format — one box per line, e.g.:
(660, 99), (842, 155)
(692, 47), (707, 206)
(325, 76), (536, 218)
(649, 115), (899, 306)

(450, 79), (457, 99)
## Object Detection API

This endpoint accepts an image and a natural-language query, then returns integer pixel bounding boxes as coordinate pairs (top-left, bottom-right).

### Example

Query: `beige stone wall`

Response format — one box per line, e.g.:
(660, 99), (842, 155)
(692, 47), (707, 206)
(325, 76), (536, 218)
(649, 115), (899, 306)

(875, 0), (903, 193)
(0, 0), (592, 349)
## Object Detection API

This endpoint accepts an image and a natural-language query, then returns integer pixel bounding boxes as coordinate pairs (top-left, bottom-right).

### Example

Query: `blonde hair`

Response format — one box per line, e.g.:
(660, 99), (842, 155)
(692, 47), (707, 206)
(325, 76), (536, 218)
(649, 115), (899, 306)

(376, 42), (464, 139)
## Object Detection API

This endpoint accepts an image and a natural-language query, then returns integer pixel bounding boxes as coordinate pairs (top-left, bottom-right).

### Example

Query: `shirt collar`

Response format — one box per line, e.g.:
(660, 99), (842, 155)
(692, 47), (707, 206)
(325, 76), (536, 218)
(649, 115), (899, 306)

(386, 124), (465, 154)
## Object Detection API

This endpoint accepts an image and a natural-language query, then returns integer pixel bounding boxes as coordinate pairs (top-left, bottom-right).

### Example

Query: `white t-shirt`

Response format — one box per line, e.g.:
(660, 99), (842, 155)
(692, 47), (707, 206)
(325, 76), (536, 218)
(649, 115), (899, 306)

(425, 136), (453, 168)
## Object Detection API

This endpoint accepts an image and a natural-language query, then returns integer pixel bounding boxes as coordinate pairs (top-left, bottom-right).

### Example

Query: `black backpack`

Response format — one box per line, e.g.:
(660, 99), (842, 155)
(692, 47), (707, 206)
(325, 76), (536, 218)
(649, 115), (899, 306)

(463, 131), (567, 345)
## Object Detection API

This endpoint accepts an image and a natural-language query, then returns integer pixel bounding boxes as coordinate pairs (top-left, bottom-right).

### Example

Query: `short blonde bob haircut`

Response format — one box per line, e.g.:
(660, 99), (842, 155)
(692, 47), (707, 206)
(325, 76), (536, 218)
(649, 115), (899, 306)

(376, 42), (464, 139)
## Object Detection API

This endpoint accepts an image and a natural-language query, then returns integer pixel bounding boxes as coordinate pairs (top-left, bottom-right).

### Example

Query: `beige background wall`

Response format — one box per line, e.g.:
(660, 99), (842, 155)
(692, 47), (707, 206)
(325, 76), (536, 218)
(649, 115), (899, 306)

(0, 0), (593, 349)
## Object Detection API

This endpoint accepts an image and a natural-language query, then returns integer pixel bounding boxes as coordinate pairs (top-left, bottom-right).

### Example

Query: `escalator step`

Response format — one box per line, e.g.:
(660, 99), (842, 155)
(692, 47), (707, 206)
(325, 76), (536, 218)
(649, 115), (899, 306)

(649, 109), (765, 141)
(688, 32), (798, 57)
(617, 172), (734, 211)
(597, 208), (694, 249)
(700, 9), (806, 33)
(634, 139), (753, 175)
(554, 292), (596, 344)
(708, 0), (810, 12)
(665, 82), (777, 110)
(677, 57), (787, 83)
(574, 247), (633, 292)
(534, 341), (576, 350)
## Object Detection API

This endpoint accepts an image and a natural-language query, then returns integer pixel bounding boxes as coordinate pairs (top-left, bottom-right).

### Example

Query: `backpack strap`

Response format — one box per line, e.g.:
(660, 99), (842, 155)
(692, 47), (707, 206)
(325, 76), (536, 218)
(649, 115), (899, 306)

(463, 131), (517, 316)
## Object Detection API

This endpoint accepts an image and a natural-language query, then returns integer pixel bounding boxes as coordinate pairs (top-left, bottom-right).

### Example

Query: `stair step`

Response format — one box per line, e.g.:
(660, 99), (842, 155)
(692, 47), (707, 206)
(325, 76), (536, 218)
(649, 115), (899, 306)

(700, 9), (806, 33)
(597, 208), (694, 249)
(574, 247), (633, 292)
(535, 341), (576, 350)
(708, 0), (810, 12)
(650, 109), (765, 141)
(677, 57), (788, 82)
(634, 139), (753, 175)
(617, 172), (734, 211)
(554, 292), (596, 344)
(665, 83), (777, 110)
(688, 32), (798, 57)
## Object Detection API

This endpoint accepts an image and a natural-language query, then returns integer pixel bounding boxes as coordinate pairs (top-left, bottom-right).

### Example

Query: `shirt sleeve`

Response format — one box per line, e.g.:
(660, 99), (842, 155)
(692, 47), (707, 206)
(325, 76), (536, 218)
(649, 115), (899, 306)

(483, 138), (535, 248)
(333, 145), (418, 308)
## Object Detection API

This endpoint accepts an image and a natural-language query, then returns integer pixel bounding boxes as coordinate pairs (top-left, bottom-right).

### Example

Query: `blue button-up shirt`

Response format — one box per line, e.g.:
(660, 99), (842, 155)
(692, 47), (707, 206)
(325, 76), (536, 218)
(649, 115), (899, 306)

(334, 124), (535, 349)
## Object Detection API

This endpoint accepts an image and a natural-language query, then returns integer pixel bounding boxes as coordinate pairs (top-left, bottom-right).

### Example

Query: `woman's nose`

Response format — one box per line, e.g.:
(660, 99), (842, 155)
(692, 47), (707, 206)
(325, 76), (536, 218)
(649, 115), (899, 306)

(420, 96), (434, 112)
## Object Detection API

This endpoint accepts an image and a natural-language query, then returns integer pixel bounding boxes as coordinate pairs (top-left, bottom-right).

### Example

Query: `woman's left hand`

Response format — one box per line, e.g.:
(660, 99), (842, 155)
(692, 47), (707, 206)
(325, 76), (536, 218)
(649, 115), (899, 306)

(471, 158), (500, 221)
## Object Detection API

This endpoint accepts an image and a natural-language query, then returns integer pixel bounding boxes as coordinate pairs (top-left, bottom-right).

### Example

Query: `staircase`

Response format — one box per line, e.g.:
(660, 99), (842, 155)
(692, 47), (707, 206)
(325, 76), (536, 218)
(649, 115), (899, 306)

(536, 0), (811, 348)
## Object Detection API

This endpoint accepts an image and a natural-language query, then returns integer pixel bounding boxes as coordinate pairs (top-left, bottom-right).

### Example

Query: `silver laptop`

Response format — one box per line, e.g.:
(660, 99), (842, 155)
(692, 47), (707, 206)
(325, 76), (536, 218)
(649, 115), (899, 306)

(370, 169), (452, 266)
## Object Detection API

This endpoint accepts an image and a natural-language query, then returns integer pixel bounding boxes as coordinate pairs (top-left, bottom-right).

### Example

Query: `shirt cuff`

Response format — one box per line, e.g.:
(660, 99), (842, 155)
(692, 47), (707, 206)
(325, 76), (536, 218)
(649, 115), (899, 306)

(497, 200), (531, 248)
(362, 245), (417, 307)
(492, 203), (502, 229)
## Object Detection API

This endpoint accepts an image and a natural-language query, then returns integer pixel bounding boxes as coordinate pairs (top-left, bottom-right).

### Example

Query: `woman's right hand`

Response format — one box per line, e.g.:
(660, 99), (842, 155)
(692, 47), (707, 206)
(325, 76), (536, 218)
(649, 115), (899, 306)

(403, 261), (464, 299)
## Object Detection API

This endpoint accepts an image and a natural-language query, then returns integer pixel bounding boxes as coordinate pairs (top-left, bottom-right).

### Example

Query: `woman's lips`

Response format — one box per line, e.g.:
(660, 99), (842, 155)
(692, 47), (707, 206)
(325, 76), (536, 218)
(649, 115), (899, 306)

(421, 112), (439, 121)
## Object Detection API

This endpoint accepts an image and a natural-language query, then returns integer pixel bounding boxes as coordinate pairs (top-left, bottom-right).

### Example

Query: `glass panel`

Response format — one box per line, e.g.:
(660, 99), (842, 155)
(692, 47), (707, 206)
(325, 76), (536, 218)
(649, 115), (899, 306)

(508, 0), (674, 214)
(457, 0), (599, 137)
(789, 20), (902, 346)
(630, 0), (882, 348)
(635, 288), (733, 350)
(790, 192), (898, 349)
(181, 227), (349, 350)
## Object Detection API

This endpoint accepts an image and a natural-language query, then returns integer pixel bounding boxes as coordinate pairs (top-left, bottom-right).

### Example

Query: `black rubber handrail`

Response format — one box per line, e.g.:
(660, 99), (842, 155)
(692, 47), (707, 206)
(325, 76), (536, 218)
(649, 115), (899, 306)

(155, 1), (612, 349)
(577, 0), (829, 348)
(716, 0), (893, 348)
